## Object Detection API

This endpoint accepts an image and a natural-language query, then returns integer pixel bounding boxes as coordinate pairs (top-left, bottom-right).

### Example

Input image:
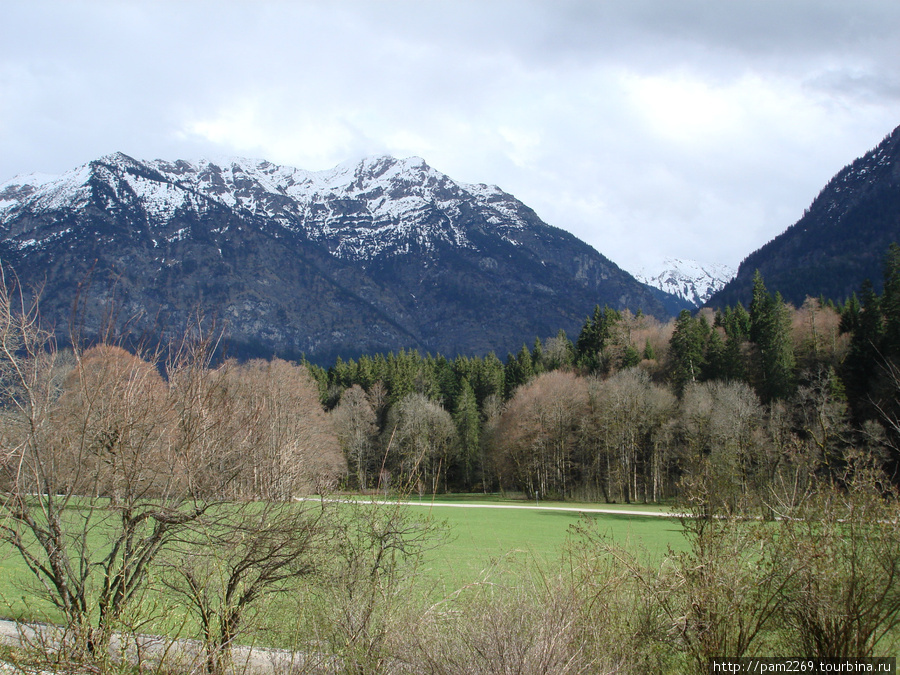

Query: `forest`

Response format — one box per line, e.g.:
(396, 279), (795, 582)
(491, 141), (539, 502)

(314, 245), (900, 509)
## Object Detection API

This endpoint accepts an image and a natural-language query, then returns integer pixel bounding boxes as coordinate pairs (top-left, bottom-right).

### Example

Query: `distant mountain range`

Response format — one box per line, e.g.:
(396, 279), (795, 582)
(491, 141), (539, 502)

(0, 153), (679, 362)
(709, 124), (900, 309)
(635, 258), (735, 309)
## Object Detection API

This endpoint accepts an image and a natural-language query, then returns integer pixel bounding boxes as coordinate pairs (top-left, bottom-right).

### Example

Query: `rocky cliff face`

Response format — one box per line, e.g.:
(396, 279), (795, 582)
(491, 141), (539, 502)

(0, 153), (673, 362)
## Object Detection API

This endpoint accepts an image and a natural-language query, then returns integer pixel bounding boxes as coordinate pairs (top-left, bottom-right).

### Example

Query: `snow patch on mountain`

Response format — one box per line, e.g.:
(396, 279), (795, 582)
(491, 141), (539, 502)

(635, 258), (736, 308)
(0, 165), (94, 215)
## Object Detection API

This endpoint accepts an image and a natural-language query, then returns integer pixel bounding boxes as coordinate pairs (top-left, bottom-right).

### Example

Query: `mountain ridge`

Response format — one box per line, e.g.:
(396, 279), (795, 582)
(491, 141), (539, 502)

(0, 153), (678, 362)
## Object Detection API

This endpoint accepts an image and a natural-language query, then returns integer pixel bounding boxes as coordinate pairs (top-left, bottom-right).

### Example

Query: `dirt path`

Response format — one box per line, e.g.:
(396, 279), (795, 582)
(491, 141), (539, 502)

(0, 620), (307, 674)
(300, 496), (686, 518)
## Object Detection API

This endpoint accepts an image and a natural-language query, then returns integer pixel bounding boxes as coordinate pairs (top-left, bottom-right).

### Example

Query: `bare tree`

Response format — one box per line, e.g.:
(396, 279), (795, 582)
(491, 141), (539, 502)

(0, 274), (343, 669)
(494, 371), (589, 499)
(677, 380), (765, 515)
(160, 501), (329, 675)
(212, 358), (344, 499)
(779, 462), (900, 658)
(584, 369), (675, 503)
(385, 393), (456, 495)
(307, 500), (446, 674)
(332, 384), (378, 491)
(0, 293), (221, 661)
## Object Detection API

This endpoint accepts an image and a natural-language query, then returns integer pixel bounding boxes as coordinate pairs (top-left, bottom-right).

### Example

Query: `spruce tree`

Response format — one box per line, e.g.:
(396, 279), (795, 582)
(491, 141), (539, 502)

(532, 337), (545, 375)
(504, 345), (534, 398)
(623, 344), (641, 368)
(453, 378), (481, 490)
(669, 310), (711, 394)
(575, 304), (620, 372)
(749, 274), (796, 402)
(881, 243), (900, 358)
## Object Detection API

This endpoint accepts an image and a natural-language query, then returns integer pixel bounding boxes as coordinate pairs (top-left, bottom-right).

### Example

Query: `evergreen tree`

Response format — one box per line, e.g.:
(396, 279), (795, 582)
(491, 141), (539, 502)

(881, 243), (900, 358)
(473, 352), (505, 406)
(385, 349), (420, 404)
(703, 329), (727, 381)
(452, 378), (481, 490)
(840, 279), (888, 422)
(623, 344), (641, 369)
(428, 354), (458, 406)
(712, 303), (751, 383)
(749, 274), (796, 402)
(668, 310), (711, 394)
(504, 345), (534, 398)
(531, 337), (545, 375)
(575, 304), (621, 372)
(722, 303), (751, 341)
(749, 271), (770, 346)
(355, 354), (376, 390)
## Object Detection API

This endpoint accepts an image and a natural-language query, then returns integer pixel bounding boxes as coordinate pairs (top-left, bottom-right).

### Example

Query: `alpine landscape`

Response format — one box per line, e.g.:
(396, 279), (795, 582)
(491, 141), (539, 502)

(3, 2), (900, 673)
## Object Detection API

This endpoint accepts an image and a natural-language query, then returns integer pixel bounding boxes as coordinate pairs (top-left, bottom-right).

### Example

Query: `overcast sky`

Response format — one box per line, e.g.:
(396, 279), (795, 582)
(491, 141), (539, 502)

(2, 1), (900, 274)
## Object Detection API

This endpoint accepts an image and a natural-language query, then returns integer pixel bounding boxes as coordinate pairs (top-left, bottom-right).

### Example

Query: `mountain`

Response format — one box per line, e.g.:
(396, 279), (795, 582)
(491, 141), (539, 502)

(635, 258), (735, 309)
(708, 124), (900, 309)
(0, 153), (675, 362)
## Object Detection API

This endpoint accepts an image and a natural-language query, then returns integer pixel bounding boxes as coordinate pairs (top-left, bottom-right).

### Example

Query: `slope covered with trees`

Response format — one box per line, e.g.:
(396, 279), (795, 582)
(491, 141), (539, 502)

(709, 124), (900, 308)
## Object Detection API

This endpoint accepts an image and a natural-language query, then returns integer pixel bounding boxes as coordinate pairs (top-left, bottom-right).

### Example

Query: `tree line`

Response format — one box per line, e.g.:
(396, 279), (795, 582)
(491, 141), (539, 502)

(313, 244), (900, 503)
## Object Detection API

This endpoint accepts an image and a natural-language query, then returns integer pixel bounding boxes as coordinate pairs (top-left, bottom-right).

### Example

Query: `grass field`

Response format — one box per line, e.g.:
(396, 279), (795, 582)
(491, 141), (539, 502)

(358, 494), (687, 590)
(0, 495), (688, 625)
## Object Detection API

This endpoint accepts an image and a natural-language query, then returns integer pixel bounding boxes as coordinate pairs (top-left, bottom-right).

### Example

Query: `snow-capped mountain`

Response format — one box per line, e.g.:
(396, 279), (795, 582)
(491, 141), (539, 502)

(0, 153), (673, 361)
(635, 258), (736, 308)
(0, 153), (529, 261)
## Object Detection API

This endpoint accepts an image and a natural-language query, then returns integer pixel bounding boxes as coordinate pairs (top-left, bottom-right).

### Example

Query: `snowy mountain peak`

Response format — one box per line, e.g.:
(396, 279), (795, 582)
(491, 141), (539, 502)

(635, 258), (736, 308)
(0, 153), (530, 262)
(0, 152), (673, 361)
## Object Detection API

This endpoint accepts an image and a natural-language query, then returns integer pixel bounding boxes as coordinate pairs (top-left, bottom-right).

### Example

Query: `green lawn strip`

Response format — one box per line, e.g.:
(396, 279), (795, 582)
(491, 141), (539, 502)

(0, 544), (56, 624)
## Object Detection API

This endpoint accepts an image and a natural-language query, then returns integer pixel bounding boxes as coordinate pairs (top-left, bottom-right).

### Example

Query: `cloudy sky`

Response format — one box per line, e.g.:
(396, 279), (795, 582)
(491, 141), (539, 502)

(2, 1), (900, 275)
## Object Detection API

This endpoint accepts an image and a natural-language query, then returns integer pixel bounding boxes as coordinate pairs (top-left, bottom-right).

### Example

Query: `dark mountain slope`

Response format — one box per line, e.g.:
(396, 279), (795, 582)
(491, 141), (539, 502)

(708, 125), (900, 309)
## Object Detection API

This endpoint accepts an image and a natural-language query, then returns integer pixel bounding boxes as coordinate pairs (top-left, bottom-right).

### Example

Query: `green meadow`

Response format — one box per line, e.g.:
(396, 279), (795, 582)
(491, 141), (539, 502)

(354, 495), (686, 590)
(0, 495), (687, 626)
